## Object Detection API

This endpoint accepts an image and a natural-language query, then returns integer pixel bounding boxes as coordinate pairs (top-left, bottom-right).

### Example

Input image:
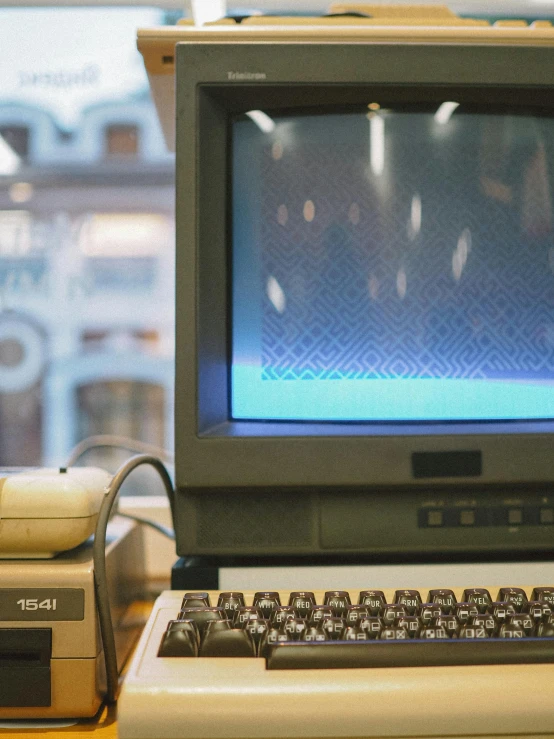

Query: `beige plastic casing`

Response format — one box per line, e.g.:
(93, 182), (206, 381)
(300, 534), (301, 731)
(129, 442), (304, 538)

(136, 8), (554, 151)
(0, 517), (145, 719)
(0, 467), (110, 558)
(119, 586), (554, 739)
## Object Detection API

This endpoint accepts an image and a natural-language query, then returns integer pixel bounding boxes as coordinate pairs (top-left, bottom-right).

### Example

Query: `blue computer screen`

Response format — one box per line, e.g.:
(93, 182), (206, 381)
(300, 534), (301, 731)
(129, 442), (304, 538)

(231, 107), (554, 421)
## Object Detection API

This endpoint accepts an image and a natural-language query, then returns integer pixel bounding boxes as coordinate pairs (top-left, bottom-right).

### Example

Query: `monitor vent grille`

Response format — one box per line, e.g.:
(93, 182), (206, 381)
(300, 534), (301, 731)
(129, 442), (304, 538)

(196, 492), (312, 550)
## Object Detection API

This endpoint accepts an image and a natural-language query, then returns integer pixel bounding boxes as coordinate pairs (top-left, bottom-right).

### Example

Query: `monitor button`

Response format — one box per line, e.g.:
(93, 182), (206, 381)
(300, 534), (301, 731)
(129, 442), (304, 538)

(508, 508), (523, 526)
(459, 509), (475, 526)
(427, 510), (443, 527)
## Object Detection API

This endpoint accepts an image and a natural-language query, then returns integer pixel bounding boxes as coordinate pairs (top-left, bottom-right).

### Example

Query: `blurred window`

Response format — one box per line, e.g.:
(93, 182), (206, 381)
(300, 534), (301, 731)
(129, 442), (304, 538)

(106, 124), (139, 158)
(0, 7), (177, 489)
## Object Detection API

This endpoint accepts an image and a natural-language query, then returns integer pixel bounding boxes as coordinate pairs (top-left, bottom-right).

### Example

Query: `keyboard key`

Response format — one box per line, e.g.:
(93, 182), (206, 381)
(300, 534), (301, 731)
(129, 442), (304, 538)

(322, 617), (345, 640)
(427, 589), (457, 614)
(394, 590), (422, 615)
(531, 587), (554, 606)
(179, 607), (227, 633)
(309, 606), (334, 625)
(324, 591), (352, 616)
(288, 592), (316, 619)
(253, 592), (281, 619)
(200, 626), (256, 657)
(158, 622), (199, 657)
(217, 592), (246, 619)
(344, 605), (370, 625)
(272, 606), (297, 625)
(181, 592), (211, 608)
(358, 590), (386, 615)
(245, 630), (554, 669)
(233, 606), (263, 627)
(497, 588), (527, 611)
(462, 589), (492, 613)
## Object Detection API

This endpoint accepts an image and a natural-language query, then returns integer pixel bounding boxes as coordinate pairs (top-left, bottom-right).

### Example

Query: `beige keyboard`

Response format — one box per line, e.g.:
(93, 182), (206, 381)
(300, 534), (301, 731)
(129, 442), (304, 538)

(118, 587), (554, 738)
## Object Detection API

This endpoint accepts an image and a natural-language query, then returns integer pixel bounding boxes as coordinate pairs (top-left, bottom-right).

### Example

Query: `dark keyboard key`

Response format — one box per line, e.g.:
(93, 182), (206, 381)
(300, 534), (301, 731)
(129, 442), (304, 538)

(324, 591), (351, 616)
(394, 590), (422, 615)
(531, 588), (554, 606)
(217, 592), (245, 619)
(499, 624), (527, 639)
(508, 614), (534, 637)
(525, 600), (553, 624)
(282, 617), (307, 641)
(537, 623), (554, 637)
(419, 626), (450, 640)
(358, 616), (383, 638)
(462, 589), (492, 613)
(265, 637), (554, 669)
(430, 616), (459, 638)
(288, 592), (316, 619)
(455, 602), (480, 624)
(253, 592), (281, 619)
(165, 618), (200, 644)
(379, 628), (409, 640)
(358, 590), (386, 616)
(428, 589), (457, 614)
(181, 592), (211, 609)
(233, 606), (263, 627)
(419, 603), (443, 625)
(303, 624), (327, 642)
(309, 606), (334, 625)
(382, 604), (407, 625)
(489, 602), (517, 625)
(344, 605), (369, 626)
(322, 617), (345, 640)
(468, 615), (496, 637)
(244, 619), (270, 652)
(158, 623), (199, 657)
(497, 588), (528, 611)
(271, 606), (297, 625)
(395, 616), (420, 638)
(342, 625), (370, 641)
(179, 607), (227, 633)
(199, 627), (256, 657)
(459, 625), (489, 639)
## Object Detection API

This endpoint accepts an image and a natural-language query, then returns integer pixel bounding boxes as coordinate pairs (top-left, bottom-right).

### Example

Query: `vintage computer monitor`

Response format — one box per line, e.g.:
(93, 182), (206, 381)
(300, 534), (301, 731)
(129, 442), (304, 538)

(149, 16), (554, 563)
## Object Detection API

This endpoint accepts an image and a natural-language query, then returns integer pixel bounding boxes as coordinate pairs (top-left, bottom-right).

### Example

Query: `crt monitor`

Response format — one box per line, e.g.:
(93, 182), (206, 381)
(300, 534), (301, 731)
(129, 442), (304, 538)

(170, 22), (554, 561)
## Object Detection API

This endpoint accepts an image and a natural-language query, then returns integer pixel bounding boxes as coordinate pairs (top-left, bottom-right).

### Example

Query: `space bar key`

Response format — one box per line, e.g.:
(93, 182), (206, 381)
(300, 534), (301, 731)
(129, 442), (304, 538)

(265, 638), (554, 669)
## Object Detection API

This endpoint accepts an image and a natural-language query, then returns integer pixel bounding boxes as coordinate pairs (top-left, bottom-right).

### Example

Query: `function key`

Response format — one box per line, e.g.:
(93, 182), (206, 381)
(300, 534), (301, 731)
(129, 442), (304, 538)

(427, 589), (457, 614)
(324, 591), (352, 616)
(394, 590), (422, 615)
(497, 588), (528, 611)
(462, 589), (492, 613)
(358, 590), (386, 616)
(288, 592), (316, 619)
(253, 592), (281, 619)
(217, 592), (246, 619)
(181, 592), (211, 609)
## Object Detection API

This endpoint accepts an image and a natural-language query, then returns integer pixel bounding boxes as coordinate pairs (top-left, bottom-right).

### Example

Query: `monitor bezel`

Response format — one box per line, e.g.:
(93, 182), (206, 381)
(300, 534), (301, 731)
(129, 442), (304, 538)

(175, 40), (554, 489)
